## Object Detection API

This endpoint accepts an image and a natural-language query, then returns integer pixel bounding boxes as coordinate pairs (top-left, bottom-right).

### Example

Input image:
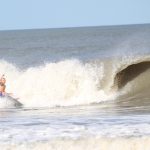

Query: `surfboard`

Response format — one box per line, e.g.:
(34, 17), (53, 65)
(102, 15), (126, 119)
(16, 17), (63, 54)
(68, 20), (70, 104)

(6, 95), (22, 107)
(0, 95), (22, 108)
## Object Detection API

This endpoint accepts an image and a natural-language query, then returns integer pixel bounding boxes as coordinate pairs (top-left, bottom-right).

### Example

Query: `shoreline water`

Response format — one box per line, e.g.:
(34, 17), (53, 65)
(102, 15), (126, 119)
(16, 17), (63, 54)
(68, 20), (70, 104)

(1, 137), (150, 150)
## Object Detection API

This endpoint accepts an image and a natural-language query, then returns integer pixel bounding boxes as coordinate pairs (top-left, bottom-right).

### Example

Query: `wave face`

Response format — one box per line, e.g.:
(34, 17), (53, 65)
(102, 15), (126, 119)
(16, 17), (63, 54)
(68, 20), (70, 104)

(0, 54), (150, 108)
(114, 61), (150, 89)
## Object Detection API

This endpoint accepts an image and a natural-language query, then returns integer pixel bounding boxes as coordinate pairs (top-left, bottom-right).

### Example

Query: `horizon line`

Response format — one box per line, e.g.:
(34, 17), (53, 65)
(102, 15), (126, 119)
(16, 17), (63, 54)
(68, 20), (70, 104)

(0, 22), (150, 32)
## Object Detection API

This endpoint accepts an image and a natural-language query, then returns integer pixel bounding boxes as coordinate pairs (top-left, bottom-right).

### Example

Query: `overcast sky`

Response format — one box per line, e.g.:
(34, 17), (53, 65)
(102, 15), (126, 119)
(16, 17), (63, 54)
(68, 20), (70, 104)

(0, 0), (150, 30)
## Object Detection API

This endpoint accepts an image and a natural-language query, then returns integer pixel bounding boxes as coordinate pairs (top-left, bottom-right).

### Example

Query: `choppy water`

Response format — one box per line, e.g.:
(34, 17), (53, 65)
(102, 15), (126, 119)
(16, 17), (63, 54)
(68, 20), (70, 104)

(0, 24), (150, 150)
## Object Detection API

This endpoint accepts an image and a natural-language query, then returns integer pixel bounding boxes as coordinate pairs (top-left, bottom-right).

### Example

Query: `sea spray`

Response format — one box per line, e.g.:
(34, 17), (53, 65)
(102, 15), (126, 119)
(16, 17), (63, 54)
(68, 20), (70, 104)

(0, 59), (114, 107)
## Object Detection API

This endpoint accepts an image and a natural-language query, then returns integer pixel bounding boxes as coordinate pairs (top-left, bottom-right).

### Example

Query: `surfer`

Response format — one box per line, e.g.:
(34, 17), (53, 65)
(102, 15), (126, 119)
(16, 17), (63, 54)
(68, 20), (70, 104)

(0, 74), (22, 107)
(0, 75), (6, 96)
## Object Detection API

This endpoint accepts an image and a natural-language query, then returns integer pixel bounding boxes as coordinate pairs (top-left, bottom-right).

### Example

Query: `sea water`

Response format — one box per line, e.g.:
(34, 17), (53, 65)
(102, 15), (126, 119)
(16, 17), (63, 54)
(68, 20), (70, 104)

(0, 24), (150, 149)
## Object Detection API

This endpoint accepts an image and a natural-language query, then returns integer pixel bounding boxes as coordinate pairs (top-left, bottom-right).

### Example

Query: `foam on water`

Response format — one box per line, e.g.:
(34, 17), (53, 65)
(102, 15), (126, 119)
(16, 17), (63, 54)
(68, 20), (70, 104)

(1, 137), (150, 150)
(0, 106), (150, 150)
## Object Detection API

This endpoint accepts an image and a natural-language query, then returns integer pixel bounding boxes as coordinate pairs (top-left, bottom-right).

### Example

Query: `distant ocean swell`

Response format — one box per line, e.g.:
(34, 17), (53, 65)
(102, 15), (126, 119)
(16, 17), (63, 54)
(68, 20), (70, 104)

(0, 54), (150, 108)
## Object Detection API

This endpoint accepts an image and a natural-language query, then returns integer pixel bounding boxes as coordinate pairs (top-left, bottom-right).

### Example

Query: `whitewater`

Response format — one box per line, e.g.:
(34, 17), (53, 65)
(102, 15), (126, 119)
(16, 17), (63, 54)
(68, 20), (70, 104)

(0, 24), (150, 150)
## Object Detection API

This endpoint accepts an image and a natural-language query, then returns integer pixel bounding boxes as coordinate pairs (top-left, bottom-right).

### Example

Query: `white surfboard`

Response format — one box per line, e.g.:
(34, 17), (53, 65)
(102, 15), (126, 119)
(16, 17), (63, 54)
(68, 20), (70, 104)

(0, 95), (22, 108)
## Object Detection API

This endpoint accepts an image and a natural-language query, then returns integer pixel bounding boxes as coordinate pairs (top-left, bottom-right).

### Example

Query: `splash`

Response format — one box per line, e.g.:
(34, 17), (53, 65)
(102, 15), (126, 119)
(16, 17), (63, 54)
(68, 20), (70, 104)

(0, 59), (114, 107)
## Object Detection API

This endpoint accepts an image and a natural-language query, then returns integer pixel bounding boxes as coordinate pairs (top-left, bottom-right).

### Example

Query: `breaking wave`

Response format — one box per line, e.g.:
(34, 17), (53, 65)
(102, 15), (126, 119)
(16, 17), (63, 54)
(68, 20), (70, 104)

(0, 54), (150, 108)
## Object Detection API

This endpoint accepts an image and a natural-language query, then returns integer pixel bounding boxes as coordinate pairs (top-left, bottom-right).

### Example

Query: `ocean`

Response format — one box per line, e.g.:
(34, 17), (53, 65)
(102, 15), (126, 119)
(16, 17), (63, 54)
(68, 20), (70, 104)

(0, 24), (150, 150)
